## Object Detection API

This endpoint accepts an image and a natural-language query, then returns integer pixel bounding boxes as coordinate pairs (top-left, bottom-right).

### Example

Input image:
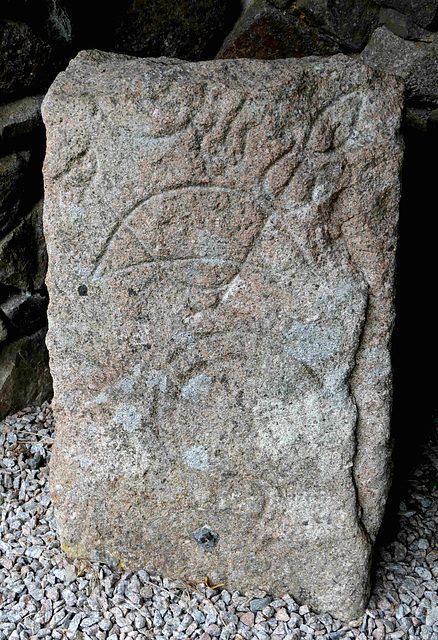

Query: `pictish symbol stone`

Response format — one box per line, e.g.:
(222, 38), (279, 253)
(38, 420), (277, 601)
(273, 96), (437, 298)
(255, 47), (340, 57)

(42, 51), (403, 620)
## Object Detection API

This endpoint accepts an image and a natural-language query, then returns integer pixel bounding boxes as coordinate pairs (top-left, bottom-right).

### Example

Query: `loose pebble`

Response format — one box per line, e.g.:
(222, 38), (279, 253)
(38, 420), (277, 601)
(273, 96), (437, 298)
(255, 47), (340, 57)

(0, 403), (437, 639)
(250, 596), (273, 612)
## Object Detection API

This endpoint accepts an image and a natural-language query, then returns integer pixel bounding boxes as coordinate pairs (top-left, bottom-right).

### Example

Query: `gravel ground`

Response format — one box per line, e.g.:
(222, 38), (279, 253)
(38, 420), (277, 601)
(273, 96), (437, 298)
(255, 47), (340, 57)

(1, 403), (437, 640)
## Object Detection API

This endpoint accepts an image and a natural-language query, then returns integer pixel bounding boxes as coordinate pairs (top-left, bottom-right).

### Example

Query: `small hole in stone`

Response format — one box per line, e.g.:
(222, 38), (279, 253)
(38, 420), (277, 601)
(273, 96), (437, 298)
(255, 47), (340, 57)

(77, 284), (88, 296)
(192, 526), (219, 552)
(199, 535), (210, 543)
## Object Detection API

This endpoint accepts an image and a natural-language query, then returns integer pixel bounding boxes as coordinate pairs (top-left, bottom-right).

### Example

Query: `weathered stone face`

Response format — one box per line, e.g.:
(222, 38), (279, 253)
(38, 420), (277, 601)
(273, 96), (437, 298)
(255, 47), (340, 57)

(42, 51), (403, 620)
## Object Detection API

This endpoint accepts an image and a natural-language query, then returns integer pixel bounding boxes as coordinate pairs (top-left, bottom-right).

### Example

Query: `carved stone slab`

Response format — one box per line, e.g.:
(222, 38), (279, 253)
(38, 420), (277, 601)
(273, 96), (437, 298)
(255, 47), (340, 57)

(42, 51), (403, 620)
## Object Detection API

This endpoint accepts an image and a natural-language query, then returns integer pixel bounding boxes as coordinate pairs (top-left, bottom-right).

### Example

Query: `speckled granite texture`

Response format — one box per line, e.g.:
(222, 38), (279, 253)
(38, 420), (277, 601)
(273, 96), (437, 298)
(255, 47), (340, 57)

(42, 51), (403, 620)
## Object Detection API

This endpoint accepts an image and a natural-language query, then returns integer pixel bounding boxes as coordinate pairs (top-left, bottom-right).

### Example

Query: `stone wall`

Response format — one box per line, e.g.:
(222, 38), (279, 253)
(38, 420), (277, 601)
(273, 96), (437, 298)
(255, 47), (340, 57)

(1, 0), (438, 440)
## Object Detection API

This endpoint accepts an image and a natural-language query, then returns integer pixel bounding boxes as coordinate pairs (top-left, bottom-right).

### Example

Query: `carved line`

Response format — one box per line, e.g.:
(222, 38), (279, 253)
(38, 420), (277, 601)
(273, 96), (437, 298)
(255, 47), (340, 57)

(211, 93), (368, 300)
(51, 147), (89, 181)
(214, 96), (247, 146)
(96, 84), (209, 141)
(91, 90), (366, 290)
(90, 185), (246, 277)
(220, 98), (255, 163)
(261, 90), (363, 199)
(125, 223), (152, 258)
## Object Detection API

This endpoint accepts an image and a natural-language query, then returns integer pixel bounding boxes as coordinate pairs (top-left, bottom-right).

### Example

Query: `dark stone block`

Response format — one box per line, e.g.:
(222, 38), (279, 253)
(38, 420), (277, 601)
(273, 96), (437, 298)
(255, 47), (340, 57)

(360, 27), (438, 108)
(0, 20), (56, 102)
(0, 96), (44, 142)
(373, 0), (438, 29)
(0, 200), (48, 292)
(217, 0), (340, 59)
(61, 0), (239, 60)
(0, 291), (48, 338)
(293, 0), (379, 50)
(0, 327), (53, 420)
(0, 0), (72, 45)
(378, 6), (432, 41)
(0, 151), (32, 237)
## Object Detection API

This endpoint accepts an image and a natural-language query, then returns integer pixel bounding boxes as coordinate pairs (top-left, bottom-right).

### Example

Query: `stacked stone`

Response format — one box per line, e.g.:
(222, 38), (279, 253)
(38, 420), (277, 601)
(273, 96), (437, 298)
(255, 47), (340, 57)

(0, 136), (50, 421)
(0, 0), (78, 418)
